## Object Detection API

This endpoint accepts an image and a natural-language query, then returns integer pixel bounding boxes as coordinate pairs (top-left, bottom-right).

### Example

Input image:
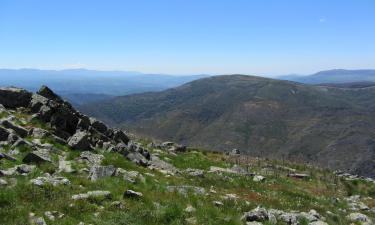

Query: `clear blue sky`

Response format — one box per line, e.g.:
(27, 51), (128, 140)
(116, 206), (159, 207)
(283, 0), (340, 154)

(0, 0), (374, 76)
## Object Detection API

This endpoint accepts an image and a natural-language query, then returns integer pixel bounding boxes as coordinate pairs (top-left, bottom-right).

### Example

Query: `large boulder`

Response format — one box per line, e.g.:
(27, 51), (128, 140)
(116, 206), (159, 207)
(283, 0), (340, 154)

(88, 165), (116, 181)
(29, 94), (49, 113)
(50, 106), (79, 135)
(68, 131), (91, 150)
(23, 149), (52, 164)
(0, 87), (32, 109)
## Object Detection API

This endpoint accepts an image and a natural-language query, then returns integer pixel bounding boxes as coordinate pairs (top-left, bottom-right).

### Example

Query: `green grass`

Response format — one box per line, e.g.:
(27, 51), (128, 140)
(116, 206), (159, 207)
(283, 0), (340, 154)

(1, 136), (375, 225)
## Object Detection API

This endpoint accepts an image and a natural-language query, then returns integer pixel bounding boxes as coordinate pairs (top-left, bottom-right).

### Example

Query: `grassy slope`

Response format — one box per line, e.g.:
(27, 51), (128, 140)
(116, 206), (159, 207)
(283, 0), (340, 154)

(1, 111), (375, 225)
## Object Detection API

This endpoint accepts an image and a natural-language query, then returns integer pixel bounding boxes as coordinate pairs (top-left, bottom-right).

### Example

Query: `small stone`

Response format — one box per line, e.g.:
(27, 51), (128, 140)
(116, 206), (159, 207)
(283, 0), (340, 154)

(123, 190), (143, 198)
(253, 175), (266, 182)
(213, 201), (224, 207)
(185, 205), (196, 213)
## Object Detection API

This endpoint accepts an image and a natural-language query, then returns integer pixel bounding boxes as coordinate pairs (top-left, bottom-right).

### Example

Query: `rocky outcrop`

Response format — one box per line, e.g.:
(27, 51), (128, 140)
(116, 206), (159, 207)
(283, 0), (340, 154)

(0, 87), (32, 108)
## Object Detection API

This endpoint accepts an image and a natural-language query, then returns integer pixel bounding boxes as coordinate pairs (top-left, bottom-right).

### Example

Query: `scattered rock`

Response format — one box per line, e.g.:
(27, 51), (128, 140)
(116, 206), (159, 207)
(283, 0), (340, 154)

(29, 212), (47, 225)
(185, 205), (196, 213)
(30, 174), (70, 186)
(253, 175), (266, 182)
(16, 164), (36, 174)
(347, 212), (373, 224)
(72, 190), (111, 200)
(213, 201), (224, 207)
(185, 168), (204, 177)
(167, 186), (206, 196)
(288, 173), (310, 179)
(242, 207), (269, 222)
(123, 189), (143, 198)
(80, 151), (104, 166)
(110, 201), (125, 209)
(44, 211), (64, 221)
(148, 156), (178, 175)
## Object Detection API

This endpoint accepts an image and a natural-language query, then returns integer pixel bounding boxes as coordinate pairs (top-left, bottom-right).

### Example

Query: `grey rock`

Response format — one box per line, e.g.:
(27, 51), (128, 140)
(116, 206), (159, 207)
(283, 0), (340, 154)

(80, 151), (104, 166)
(29, 213), (47, 225)
(58, 157), (74, 173)
(68, 131), (91, 150)
(213, 201), (224, 207)
(0, 152), (16, 161)
(35, 104), (53, 121)
(253, 175), (266, 182)
(113, 129), (129, 144)
(148, 155), (178, 174)
(0, 126), (10, 141)
(347, 212), (373, 224)
(242, 207), (269, 222)
(50, 106), (79, 135)
(44, 211), (64, 221)
(0, 178), (8, 186)
(30, 174), (70, 186)
(288, 173), (310, 179)
(185, 168), (204, 177)
(31, 128), (50, 138)
(16, 164), (36, 174)
(88, 165), (116, 181)
(126, 152), (149, 166)
(29, 94), (49, 113)
(116, 168), (145, 183)
(0, 119), (28, 137)
(123, 189), (143, 198)
(89, 117), (107, 133)
(72, 190), (111, 200)
(23, 149), (52, 163)
(166, 186), (206, 196)
(0, 87), (32, 109)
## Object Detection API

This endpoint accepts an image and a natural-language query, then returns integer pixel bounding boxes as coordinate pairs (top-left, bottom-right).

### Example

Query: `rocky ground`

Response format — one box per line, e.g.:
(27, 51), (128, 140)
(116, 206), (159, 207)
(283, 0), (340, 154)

(0, 86), (375, 225)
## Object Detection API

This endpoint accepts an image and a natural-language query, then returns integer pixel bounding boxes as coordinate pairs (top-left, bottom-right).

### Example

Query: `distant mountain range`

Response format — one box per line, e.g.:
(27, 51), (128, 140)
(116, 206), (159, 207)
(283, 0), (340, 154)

(278, 69), (375, 84)
(0, 69), (207, 105)
(80, 74), (375, 177)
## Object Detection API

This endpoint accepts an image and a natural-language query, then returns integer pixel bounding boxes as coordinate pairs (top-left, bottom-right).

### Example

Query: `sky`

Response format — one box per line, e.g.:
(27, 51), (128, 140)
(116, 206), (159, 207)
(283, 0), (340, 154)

(0, 0), (374, 76)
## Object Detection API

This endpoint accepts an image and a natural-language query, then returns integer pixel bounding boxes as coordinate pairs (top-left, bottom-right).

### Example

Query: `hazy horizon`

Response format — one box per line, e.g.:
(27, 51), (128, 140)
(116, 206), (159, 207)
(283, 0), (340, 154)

(1, 0), (374, 75)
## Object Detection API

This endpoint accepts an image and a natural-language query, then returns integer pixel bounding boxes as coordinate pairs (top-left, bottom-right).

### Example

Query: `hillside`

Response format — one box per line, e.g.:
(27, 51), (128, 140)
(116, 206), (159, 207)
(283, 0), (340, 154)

(0, 86), (375, 225)
(279, 69), (375, 84)
(80, 75), (375, 178)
